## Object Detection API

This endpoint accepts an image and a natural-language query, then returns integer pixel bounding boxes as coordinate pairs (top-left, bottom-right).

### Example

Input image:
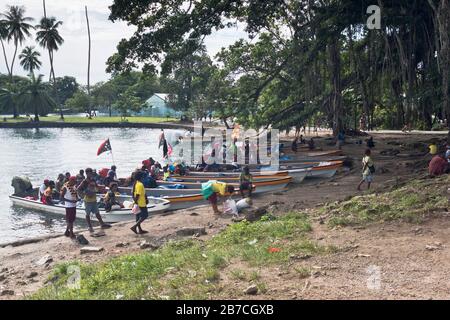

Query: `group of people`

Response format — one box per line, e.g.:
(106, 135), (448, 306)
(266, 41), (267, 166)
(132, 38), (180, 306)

(38, 167), (113, 239)
(40, 163), (162, 238)
(428, 142), (450, 177)
(291, 135), (315, 152)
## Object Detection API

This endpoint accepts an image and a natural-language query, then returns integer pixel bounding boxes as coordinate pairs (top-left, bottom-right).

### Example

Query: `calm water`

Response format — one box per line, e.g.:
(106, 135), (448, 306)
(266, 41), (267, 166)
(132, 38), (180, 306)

(0, 127), (185, 244)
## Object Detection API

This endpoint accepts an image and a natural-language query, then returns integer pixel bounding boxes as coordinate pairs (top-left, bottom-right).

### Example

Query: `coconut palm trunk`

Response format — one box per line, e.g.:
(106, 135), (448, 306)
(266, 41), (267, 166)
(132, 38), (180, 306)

(0, 39), (10, 75)
(39, 0), (64, 119)
(85, 6), (92, 117)
(9, 41), (18, 81)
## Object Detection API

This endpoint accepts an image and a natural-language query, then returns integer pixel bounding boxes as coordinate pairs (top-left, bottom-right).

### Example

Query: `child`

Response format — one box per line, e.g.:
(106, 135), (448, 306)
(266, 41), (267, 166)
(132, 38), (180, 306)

(104, 183), (123, 212)
(367, 136), (375, 149)
(163, 165), (170, 181)
(239, 166), (253, 198)
(357, 149), (375, 191)
(60, 177), (79, 238)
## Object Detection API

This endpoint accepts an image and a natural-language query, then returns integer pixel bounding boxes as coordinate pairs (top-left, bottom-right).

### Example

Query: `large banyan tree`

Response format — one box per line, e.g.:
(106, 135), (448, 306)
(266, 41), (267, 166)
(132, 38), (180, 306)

(106, 0), (450, 136)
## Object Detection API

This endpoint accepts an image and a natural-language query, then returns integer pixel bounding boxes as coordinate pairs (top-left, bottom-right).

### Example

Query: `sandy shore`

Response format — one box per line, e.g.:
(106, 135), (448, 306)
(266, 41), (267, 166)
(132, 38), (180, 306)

(1, 131), (448, 299)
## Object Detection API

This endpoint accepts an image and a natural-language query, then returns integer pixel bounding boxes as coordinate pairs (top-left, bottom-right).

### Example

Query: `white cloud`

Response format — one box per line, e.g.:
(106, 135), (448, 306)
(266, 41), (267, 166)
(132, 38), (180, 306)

(0, 0), (246, 84)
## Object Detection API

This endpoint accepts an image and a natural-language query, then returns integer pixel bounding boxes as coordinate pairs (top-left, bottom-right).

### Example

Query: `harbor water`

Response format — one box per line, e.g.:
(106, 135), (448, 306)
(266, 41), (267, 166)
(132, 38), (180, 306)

(0, 127), (185, 243)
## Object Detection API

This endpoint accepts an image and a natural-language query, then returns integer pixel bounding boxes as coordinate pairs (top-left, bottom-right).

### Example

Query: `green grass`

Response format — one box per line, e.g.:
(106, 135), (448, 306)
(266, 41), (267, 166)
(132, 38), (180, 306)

(31, 177), (448, 300)
(31, 212), (329, 300)
(324, 176), (449, 227)
(1, 116), (177, 124)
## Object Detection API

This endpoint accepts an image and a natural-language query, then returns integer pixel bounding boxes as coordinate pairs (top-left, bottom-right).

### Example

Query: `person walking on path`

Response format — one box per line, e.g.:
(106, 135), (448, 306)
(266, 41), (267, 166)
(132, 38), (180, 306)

(357, 149), (375, 191)
(131, 171), (149, 234)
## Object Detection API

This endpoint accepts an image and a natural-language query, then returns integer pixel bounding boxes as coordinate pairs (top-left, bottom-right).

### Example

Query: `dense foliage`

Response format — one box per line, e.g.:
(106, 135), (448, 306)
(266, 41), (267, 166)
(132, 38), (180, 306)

(107, 0), (450, 134)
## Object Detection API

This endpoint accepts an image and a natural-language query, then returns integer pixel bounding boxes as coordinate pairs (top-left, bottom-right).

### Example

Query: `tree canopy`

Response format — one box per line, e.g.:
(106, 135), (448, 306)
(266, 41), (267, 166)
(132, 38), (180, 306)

(107, 0), (450, 134)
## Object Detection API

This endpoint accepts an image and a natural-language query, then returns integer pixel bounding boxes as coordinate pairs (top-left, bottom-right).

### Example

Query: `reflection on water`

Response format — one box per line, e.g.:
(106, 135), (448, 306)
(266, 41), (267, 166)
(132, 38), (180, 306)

(10, 128), (57, 140)
(0, 127), (186, 243)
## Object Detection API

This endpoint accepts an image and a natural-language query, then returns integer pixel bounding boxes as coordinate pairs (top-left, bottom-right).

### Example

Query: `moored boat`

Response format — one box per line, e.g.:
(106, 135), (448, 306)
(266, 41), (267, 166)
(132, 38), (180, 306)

(116, 176), (292, 210)
(116, 187), (206, 211)
(182, 169), (309, 183)
(157, 176), (293, 193)
(9, 192), (171, 223)
(184, 160), (343, 181)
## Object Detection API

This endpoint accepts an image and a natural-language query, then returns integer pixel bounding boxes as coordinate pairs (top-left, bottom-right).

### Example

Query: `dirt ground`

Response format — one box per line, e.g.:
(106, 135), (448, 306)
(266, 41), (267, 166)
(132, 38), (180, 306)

(1, 131), (449, 300)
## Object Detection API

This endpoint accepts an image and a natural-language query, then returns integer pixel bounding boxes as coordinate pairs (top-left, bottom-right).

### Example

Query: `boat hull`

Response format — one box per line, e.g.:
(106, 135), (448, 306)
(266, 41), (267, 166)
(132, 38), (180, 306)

(9, 196), (170, 223)
(117, 188), (207, 211)
(158, 176), (292, 194)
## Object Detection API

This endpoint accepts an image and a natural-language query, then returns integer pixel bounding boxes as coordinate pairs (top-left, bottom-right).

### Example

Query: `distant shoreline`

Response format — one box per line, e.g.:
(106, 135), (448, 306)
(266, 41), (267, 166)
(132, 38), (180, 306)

(0, 121), (194, 130)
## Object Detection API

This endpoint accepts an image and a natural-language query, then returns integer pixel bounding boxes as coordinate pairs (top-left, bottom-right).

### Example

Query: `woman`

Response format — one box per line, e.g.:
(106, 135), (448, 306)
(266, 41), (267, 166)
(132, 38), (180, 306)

(131, 171), (149, 235)
(357, 149), (375, 191)
(60, 177), (79, 238)
(42, 181), (56, 205)
(239, 166), (253, 198)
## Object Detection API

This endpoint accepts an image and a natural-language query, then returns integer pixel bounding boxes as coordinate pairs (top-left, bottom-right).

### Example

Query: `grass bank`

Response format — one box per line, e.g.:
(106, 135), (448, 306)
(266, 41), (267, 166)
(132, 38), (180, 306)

(2, 116), (176, 124)
(31, 176), (449, 300)
(320, 176), (449, 227)
(31, 213), (331, 300)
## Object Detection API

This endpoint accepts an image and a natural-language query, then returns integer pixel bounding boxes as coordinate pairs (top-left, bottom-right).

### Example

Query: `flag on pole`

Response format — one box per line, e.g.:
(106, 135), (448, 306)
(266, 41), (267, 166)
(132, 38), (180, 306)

(158, 130), (165, 149)
(97, 139), (112, 156)
(163, 139), (169, 158)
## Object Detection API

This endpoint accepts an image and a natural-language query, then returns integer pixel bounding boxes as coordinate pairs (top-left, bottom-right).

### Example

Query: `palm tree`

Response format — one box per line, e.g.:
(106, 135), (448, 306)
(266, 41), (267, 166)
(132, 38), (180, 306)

(19, 46), (41, 75)
(35, 16), (64, 118)
(18, 74), (55, 122)
(0, 19), (10, 75)
(3, 5), (34, 81)
(0, 84), (19, 117)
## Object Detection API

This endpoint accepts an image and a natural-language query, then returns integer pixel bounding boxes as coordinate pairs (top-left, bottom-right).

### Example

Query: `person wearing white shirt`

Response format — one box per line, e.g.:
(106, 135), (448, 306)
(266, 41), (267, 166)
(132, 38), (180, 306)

(39, 179), (50, 201)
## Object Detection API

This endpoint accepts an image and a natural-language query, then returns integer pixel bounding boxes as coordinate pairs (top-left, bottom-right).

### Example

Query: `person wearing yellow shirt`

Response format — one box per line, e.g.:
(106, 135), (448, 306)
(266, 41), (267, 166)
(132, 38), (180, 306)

(202, 181), (235, 215)
(131, 171), (149, 234)
(429, 143), (438, 155)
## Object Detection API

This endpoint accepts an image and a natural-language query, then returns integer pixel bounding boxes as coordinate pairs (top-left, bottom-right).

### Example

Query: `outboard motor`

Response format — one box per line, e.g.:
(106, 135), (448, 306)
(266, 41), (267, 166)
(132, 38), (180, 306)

(11, 176), (33, 196)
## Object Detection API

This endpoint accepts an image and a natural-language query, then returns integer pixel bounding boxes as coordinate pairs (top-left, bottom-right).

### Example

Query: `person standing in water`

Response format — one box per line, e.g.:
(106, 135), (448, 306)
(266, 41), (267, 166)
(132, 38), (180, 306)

(131, 171), (149, 234)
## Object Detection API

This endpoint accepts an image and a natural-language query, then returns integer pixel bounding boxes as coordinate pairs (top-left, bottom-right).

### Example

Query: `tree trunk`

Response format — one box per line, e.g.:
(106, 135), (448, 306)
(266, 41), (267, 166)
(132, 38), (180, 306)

(437, 1), (450, 137)
(328, 38), (343, 136)
(86, 6), (92, 117)
(50, 50), (63, 120)
(34, 104), (40, 122)
(10, 43), (18, 81)
(1, 39), (10, 75)
(348, 28), (372, 130)
(428, 0), (450, 139)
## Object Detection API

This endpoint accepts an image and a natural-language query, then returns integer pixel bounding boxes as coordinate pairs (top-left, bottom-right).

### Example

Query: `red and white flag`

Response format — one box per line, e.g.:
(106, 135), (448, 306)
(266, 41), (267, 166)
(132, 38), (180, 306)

(97, 139), (112, 156)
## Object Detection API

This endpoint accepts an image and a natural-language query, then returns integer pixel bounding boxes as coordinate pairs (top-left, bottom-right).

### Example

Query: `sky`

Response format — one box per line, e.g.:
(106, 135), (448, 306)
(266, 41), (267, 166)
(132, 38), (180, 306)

(0, 0), (247, 85)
